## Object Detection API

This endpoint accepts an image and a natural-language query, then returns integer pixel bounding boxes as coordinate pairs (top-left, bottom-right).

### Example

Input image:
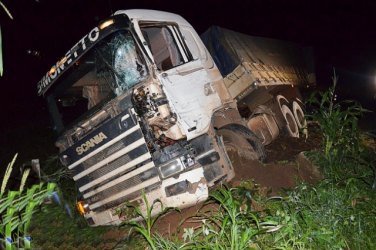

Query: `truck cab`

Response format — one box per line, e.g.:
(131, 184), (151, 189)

(37, 10), (235, 226)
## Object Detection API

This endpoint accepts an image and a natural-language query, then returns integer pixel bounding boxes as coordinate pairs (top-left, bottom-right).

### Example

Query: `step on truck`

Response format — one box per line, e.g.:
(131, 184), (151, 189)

(37, 9), (315, 226)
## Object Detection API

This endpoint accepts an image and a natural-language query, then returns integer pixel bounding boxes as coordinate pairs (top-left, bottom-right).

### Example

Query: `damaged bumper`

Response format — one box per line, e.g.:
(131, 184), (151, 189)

(83, 167), (209, 226)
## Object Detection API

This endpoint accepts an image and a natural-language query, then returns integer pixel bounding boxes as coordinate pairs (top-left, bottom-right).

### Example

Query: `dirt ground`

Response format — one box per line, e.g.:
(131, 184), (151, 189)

(152, 123), (323, 238)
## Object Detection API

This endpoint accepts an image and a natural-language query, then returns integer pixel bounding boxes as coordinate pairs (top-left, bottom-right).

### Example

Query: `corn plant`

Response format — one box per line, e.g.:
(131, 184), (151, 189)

(306, 69), (367, 176)
(260, 177), (376, 250)
(120, 192), (178, 250)
(187, 186), (262, 250)
(0, 154), (57, 249)
(0, 0), (13, 76)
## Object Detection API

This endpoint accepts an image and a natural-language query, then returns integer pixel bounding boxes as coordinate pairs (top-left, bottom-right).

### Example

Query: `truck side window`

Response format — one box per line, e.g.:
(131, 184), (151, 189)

(180, 28), (199, 60)
(141, 25), (185, 71)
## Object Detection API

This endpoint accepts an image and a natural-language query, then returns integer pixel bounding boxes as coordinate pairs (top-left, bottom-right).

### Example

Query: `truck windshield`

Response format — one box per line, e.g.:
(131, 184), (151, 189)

(48, 30), (148, 132)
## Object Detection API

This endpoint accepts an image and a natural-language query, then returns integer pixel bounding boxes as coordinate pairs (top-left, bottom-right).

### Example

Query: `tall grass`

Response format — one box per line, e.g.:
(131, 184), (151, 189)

(257, 178), (376, 249)
(306, 70), (368, 178)
(0, 154), (56, 249)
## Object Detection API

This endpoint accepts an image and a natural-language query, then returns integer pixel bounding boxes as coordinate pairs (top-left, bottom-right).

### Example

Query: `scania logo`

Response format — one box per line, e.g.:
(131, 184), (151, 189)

(76, 132), (108, 155)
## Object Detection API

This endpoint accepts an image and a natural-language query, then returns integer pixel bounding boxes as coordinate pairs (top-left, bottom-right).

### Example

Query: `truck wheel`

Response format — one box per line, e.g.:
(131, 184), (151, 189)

(292, 99), (308, 138)
(280, 104), (299, 138)
(218, 124), (266, 161)
(217, 129), (260, 161)
(292, 100), (306, 129)
(276, 94), (289, 108)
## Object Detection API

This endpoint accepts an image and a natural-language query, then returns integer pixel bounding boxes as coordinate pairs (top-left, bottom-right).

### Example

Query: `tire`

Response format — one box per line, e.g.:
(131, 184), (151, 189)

(281, 104), (299, 138)
(276, 94), (289, 107)
(292, 100), (306, 129)
(218, 124), (266, 161)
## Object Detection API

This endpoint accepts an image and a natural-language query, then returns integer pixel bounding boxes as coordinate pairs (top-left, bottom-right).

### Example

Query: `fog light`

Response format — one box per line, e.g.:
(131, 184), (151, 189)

(76, 201), (90, 215)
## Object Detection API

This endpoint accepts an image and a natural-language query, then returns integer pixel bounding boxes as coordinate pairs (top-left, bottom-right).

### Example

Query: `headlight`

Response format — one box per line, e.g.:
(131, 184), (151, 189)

(159, 158), (184, 178)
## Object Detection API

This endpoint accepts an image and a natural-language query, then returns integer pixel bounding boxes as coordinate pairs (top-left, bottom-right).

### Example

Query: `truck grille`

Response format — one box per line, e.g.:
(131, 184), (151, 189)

(67, 113), (160, 212)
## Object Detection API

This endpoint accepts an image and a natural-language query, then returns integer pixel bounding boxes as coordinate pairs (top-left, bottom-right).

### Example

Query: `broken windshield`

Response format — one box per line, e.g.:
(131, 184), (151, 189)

(48, 30), (148, 133)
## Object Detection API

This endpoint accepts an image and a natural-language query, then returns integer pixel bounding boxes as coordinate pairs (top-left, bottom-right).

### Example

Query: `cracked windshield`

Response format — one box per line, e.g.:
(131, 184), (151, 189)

(50, 30), (147, 130)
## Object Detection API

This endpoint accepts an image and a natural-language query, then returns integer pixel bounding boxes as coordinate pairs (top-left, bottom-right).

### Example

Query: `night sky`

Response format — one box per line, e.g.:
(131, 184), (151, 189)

(0, 0), (375, 163)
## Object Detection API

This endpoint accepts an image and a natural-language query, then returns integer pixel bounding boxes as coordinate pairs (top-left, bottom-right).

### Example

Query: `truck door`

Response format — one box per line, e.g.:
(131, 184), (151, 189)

(139, 23), (222, 140)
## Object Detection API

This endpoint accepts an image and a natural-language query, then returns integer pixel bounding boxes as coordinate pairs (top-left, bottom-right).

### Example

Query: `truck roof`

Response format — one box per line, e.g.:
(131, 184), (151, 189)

(115, 9), (192, 27)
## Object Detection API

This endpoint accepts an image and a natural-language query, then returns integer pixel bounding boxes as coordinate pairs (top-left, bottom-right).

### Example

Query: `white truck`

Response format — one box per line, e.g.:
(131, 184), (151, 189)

(37, 9), (315, 226)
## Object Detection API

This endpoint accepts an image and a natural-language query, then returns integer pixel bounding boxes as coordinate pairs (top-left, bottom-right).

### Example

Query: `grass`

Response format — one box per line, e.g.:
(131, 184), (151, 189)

(258, 175), (376, 249)
(27, 157), (138, 250)
(29, 203), (129, 249)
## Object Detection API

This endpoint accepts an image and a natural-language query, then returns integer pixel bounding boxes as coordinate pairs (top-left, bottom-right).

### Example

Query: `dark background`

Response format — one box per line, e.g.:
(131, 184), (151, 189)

(0, 0), (375, 164)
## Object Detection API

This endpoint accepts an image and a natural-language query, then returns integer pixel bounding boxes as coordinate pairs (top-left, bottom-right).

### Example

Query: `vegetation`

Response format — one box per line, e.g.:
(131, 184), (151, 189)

(306, 71), (369, 177)
(0, 154), (56, 249)
(30, 203), (128, 250)
(0, 0), (13, 76)
(29, 156), (132, 250)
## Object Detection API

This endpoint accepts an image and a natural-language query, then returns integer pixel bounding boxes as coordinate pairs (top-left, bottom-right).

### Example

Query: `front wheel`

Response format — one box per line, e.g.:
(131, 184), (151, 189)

(217, 125), (266, 161)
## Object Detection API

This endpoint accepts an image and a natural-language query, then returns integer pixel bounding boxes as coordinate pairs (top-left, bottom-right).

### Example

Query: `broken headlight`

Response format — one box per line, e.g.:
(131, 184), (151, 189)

(159, 158), (184, 178)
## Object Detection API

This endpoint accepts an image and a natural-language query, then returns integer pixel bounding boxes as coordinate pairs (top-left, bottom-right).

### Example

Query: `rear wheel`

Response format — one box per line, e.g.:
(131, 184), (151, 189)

(292, 99), (306, 129)
(280, 104), (299, 138)
(292, 99), (308, 138)
(275, 94), (299, 138)
(276, 94), (289, 108)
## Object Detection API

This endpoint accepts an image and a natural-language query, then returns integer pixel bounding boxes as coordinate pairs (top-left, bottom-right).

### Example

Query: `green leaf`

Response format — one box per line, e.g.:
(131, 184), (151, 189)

(0, 1), (13, 19)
